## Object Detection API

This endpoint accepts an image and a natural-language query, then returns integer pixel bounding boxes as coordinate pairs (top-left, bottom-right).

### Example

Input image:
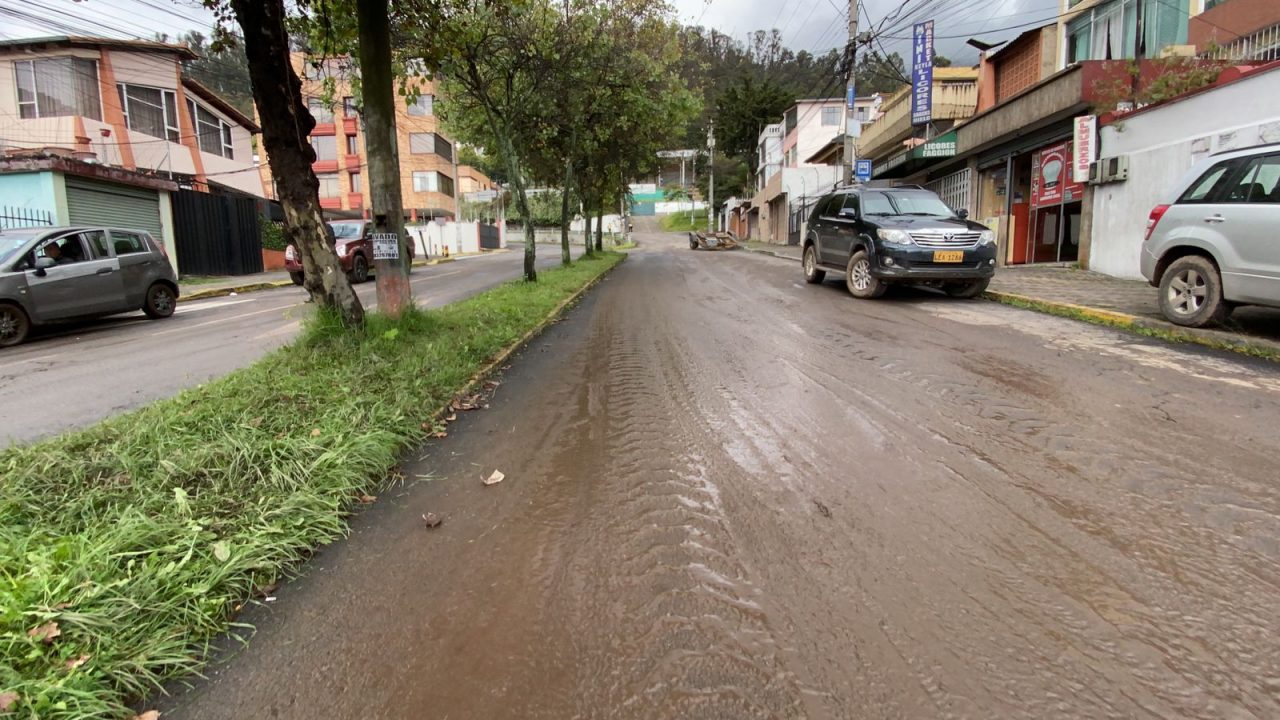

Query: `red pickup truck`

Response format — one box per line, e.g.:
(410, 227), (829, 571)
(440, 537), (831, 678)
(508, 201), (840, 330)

(285, 220), (415, 285)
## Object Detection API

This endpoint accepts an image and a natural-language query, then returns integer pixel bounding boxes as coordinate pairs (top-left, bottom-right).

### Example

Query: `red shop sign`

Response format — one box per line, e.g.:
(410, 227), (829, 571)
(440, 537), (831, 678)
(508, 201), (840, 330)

(1030, 140), (1084, 208)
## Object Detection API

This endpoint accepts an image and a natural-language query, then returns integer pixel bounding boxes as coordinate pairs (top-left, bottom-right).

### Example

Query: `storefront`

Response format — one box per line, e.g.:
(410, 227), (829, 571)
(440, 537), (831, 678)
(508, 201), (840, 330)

(1025, 139), (1084, 264)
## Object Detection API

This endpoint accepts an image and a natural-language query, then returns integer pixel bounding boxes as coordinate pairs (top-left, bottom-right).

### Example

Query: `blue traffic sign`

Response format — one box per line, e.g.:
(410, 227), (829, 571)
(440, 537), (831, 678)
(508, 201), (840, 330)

(855, 159), (872, 182)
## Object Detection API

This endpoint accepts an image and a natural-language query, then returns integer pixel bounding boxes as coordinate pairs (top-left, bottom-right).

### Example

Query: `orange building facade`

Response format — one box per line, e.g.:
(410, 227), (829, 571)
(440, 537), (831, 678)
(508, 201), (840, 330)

(259, 54), (490, 220)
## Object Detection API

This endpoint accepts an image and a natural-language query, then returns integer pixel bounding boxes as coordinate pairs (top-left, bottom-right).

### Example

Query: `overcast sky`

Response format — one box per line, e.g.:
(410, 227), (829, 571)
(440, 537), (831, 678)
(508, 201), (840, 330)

(2, 0), (1060, 66)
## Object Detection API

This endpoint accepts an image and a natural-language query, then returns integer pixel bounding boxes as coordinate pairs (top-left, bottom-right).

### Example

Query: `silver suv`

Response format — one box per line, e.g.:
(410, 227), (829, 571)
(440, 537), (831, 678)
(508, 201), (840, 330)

(1141, 143), (1280, 327)
(0, 226), (179, 347)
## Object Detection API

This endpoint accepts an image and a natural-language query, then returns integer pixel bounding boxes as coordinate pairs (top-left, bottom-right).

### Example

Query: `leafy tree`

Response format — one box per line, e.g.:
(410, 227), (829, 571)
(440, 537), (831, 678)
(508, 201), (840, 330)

(176, 31), (255, 116)
(203, 0), (364, 326)
(458, 144), (507, 185)
(713, 75), (791, 170)
(933, 54), (953, 68)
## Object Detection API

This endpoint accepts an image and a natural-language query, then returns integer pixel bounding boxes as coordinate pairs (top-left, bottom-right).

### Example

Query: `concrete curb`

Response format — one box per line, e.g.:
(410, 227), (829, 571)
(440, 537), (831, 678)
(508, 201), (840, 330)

(985, 290), (1280, 362)
(178, 258), (459, 303)
(431, 253), (627, 428)
(738, 246), (1278, 361)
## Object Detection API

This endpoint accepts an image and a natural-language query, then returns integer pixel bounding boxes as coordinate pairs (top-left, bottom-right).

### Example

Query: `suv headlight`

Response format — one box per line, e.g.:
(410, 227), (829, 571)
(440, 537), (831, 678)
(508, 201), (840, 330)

(877, 229), (911, 244)
(978, 230), (996, 245)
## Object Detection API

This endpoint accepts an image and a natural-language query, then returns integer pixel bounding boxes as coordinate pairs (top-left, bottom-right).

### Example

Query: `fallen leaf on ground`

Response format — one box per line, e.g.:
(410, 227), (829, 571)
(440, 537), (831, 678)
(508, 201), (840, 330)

(484, 470), (505, 486)
(0, 692), (18, 711)
(310, 428), (322, 437)
(433, 431), (448, 438)
(248, 416), (263, 427)
(253, 582), (278, 598)
(212, 541), (231, 562)
(446, 413), (457, 422)
(65, 654), (90, 670)
(358, 494), (377, 504)
(483, 379), (501, 389)
(27, 621), (60, 643)
(132, 711), (160, 720)
(422, 512), (442, 528)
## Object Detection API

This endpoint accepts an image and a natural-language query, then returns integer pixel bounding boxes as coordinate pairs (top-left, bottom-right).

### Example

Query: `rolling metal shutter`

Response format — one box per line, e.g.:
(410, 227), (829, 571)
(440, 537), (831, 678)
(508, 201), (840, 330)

(65, 177), (163, 239)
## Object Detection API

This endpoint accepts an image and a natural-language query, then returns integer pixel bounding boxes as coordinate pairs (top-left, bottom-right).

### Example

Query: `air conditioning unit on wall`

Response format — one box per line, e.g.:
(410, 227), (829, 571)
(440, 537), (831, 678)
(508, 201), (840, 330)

(1088, 156), (1129, 185)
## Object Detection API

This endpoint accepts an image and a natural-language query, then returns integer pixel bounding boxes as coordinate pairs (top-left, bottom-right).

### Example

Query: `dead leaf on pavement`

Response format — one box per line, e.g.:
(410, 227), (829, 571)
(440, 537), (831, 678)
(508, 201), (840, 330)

(433, 431), (448, 439)
(65, 654), (90, 670)
(0, 692), (18, 712)
(483, 470), (505, 486)
(357, 494), (377, 504)
(422, 512), (442, 528)
(27, 621), (60, 643)
(310, 428), (322, 437)
(253, 582), (278, 598)
(446, 413), (457, 422)
(132, 711), (160, 720)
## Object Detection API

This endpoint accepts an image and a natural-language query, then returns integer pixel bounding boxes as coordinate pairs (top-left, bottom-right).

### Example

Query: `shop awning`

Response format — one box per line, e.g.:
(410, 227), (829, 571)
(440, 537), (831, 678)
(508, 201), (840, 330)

(872, 129), (957, 179)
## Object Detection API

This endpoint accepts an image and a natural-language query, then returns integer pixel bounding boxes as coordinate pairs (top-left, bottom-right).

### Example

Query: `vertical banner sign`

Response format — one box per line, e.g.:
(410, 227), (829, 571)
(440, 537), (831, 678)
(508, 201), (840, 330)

(1072, 115), (1098, 183)
(911, 21), (934, 126)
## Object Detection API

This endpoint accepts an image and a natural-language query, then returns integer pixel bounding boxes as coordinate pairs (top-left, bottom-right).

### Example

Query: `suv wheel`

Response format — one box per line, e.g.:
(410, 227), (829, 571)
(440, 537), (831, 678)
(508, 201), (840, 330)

(0, 303), (30, 347)
(802, 245), (826, 284)
(846, 250), (886, 299)
(944, 278), (990, 299)
(1159, 255), (1229, 328)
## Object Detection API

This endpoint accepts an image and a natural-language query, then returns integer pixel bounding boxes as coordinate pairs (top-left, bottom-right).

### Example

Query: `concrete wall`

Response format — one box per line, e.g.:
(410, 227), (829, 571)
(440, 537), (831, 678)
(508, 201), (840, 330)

(0, 171), (64, 223)
(407, 221), (485, 257)
(1089, 66), (1280, 278)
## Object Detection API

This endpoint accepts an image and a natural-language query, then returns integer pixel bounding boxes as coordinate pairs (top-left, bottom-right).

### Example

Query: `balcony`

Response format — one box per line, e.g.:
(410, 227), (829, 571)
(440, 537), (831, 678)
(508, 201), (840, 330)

(312, 122), (336, 136)
(856, 70), (978, 161)
(313, 159), (338, 173)
(344, 153), (361, 169)
(347, 192), (364, 208)
(319, 197), (343, 210)
(342, 117), (359, 135)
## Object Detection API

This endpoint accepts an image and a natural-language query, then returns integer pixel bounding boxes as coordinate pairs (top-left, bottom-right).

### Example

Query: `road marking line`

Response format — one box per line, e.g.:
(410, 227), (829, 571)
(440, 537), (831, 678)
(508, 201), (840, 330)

(149, 304), (294, 338)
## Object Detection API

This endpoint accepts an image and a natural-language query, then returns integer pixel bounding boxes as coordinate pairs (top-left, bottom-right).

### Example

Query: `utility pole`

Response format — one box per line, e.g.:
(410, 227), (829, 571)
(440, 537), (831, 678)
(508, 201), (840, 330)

(357, 0), (410, 316)
(844, 0), (860, 185)
(707, 122), (715, 234)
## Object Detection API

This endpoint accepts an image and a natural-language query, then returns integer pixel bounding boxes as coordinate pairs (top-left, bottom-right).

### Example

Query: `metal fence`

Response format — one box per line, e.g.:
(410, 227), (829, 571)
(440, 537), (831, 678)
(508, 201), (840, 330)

(0, 206), (53, 230)
(925, 169), (973, 216)
(478, 223), (501, 249)
(171, 190), (264, 276)
(1206, 23), (1280, 63)
(788, 195), (821, 246)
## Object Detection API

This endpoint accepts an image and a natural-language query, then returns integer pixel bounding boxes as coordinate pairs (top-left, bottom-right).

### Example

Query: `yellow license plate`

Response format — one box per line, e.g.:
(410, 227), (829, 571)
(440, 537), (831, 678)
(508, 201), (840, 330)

(933, 250), (965, 263)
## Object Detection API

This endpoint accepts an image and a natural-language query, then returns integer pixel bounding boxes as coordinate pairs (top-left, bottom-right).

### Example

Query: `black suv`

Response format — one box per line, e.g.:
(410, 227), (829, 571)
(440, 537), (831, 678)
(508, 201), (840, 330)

(802, 186), (997, 298)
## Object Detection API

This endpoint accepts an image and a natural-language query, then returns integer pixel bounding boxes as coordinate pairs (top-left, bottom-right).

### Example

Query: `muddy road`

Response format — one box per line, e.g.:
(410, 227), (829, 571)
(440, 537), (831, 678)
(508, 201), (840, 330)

(163, 230), (1280, 720)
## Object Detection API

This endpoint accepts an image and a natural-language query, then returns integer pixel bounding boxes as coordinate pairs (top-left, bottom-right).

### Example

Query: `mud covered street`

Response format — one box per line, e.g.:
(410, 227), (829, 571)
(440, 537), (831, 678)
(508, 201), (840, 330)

(164, 230), (1280, 720)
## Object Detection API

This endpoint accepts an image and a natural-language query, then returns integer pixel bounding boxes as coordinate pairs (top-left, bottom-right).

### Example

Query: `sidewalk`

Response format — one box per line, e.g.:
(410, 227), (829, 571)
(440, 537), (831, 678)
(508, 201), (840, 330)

(742, 241), (1280, 359)
(178, 253), (487, 302)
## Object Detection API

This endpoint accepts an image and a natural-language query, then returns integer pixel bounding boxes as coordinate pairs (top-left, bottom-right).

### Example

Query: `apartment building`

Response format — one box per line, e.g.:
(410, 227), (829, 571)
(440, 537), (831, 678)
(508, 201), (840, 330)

(259, 53), (489, 221)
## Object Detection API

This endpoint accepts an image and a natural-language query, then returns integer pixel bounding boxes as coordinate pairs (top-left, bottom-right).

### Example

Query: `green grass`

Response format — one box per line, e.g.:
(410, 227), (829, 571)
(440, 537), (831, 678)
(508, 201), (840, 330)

(659, 210), (710, 232)
(177, 276), (227, 286)
(0, 252), (625, 719)
(990, 293), (1280, 363)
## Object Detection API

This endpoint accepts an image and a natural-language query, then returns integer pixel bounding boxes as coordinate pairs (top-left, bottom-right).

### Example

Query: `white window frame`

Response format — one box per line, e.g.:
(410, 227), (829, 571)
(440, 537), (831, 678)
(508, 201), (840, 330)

(185, 98), (237, 159)
(316, 173), (340, 198)
(407, 94), (434, 117)
(118, 83), (180, 142)
(15, 57), (102, 120)
(821, 107), (841, 126)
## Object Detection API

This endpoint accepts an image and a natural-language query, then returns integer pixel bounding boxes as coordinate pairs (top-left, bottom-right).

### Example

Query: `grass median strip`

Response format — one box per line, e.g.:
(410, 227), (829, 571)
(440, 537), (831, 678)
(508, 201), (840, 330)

(0, 251), (624, 719)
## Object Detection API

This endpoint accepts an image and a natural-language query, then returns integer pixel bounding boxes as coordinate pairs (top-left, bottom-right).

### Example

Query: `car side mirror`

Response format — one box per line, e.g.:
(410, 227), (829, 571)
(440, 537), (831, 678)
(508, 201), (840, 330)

(32, 256), (55, 276)
(956, 208), (970, 220)
(838, 207), (858, 220)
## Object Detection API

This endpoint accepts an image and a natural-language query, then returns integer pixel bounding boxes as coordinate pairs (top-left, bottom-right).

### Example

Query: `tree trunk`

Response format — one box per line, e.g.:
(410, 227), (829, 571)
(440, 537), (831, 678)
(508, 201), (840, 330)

(230, 0), (363, 327)
(489, 121), (535, 281)
(582, 195), (593, 257)
(595, 207), (604, 251)
(559, 158), (573, 267)
(357, 0), (411, 317)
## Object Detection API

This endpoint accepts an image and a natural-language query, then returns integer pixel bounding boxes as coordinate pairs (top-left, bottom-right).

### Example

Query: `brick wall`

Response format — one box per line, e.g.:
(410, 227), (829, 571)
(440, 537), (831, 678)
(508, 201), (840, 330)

(995, 35), (1042, 103)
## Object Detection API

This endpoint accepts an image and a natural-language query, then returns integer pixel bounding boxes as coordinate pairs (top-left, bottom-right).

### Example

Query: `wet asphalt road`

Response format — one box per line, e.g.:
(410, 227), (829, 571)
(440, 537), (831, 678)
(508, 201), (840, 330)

(161, 230), (1280, 719)
(0, 247), (578, 446)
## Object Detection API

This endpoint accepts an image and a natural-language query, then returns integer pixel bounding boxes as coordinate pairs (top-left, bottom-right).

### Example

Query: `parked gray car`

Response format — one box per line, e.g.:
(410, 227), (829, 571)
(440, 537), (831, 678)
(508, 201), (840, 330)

(0, 226), (179, 347)
(1141, 142), (1280, 327)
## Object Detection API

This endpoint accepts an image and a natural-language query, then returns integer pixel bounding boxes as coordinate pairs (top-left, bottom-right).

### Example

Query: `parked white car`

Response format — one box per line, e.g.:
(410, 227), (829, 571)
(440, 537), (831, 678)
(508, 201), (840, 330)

(1141, 142), (1280, 327)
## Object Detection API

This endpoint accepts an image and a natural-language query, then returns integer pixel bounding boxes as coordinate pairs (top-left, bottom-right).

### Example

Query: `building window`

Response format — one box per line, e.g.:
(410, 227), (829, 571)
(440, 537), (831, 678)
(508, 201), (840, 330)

(346, 135), (358, 155)
(1066, 0), (1187, 63)
(317, 173), (340, 197)
(343, 96), (357, 117)
(14, 58), (101, 120)
(406, 94), (433, 116)
(308, 97), (334, 123)
(412, 170), (454, 196)
(821, 107), (841, 126)
(185, 99), (236, 159)
(118, 84), (180, 142)
(409, 132), (453, 161)
(311, 135), (337, 161)
(349, 171), (362, 193)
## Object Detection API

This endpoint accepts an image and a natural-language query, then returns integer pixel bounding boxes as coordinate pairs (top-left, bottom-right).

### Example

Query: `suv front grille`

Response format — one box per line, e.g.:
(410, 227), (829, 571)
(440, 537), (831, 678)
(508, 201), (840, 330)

(910, 231), (981, 249)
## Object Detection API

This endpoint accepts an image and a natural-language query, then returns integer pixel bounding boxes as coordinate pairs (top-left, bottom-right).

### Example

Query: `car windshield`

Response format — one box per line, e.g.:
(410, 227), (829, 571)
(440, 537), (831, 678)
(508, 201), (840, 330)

(884, 191), (955, 217)
(0, 230), (43, 266)
(329, 222), (363, 240)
